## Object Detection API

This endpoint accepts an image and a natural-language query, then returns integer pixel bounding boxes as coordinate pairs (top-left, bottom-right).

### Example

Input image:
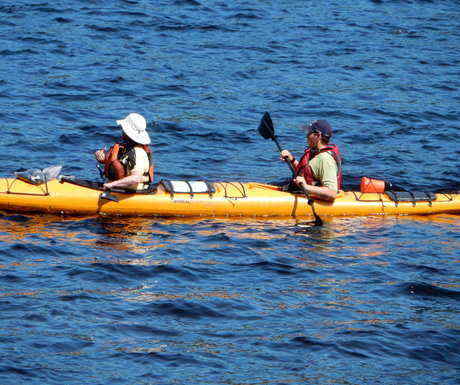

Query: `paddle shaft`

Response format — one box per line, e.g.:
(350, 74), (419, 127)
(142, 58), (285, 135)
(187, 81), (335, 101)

(271, 136), (299, 177)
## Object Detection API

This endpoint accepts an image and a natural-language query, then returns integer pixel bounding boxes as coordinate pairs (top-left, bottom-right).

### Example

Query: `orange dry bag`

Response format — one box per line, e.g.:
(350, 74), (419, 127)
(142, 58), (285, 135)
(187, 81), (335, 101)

(360, 177), (387, 193)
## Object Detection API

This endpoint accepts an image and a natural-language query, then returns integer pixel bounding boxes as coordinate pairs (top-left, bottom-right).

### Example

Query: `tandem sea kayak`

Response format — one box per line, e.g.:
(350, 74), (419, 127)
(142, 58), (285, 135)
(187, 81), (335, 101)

(0, 169), (459, 219)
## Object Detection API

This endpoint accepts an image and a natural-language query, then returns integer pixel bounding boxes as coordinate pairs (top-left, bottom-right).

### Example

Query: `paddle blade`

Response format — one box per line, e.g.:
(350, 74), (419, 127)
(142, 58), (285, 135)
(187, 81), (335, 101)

(313, 214), (323, 226)
(258, 112), (275, 139)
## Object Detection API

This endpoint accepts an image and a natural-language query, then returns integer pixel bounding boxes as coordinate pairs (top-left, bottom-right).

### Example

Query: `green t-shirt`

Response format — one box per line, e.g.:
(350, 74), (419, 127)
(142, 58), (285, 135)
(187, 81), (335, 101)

(308, 151), (339, 191)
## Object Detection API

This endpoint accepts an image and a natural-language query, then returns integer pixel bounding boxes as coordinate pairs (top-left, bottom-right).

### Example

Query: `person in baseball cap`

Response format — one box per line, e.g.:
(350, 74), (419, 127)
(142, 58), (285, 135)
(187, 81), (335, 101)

(280, 119), (342, 201)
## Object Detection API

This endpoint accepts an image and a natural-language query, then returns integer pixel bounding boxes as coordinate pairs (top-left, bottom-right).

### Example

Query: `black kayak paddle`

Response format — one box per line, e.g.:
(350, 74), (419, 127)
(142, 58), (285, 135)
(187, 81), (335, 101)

(258, 112), (323, 226)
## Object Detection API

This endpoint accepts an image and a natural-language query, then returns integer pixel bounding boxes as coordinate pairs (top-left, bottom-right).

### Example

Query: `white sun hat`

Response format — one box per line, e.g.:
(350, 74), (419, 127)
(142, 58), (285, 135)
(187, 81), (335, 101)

(116, 113), (151, 145)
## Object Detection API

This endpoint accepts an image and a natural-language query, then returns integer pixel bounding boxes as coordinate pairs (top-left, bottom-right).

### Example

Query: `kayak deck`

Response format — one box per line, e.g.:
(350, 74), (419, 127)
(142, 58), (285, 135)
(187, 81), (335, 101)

(0, 176), (459, 218)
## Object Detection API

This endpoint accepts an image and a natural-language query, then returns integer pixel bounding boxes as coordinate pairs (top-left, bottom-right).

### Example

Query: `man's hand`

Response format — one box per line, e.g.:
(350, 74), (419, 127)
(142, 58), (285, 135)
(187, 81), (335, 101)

(293, 176), (307, 189)
(294, 176), (338, 201)
(280, 150), (294, 162)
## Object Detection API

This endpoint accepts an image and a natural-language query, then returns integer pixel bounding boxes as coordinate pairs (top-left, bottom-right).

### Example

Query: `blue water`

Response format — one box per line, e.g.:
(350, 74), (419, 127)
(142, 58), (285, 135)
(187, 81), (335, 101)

(1, 1), (459, 384)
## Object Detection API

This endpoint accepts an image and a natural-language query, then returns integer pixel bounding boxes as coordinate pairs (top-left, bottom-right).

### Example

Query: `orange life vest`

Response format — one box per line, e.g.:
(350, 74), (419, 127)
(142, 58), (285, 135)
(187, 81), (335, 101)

(295, 144), (343, 190)
(103, 143), (154, 184)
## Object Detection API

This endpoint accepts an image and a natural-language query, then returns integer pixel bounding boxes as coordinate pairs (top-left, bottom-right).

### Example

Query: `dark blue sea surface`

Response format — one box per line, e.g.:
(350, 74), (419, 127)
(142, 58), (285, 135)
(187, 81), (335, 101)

(0, 1), (459, 384)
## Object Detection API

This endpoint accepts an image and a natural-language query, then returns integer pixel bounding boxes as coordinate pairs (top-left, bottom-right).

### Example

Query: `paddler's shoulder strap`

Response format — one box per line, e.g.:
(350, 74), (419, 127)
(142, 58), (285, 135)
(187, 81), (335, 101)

(139, 144), (154, 183)
(295, 148), (312, 177)
(318, 144), (342, 167)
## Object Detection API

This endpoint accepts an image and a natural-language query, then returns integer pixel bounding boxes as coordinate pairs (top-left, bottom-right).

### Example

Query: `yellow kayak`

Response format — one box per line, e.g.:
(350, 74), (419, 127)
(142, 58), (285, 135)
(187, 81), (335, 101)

(0, 175), (459, 218)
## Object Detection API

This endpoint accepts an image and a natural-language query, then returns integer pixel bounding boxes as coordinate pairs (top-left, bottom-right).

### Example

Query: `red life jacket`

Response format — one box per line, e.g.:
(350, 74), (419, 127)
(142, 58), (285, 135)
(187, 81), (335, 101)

(295, 144), (343, 190)
(103, 143), (154, 184)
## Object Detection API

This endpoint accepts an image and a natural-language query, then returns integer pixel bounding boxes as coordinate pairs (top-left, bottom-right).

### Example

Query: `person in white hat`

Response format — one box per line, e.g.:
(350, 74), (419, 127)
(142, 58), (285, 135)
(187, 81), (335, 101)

(94, 113), (154, 191)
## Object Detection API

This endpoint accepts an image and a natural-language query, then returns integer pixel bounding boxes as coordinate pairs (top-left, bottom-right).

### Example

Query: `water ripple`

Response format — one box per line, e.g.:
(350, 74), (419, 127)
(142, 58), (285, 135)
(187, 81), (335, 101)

(0, 1), (459, 384)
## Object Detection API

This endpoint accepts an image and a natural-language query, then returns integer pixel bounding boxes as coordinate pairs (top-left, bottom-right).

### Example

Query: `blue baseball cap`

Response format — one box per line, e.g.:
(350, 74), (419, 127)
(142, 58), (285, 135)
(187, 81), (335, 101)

(304, 120), (333, 138)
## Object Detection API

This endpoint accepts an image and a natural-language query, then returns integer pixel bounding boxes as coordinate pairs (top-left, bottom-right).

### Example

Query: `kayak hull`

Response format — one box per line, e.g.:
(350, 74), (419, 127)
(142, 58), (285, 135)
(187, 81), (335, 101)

(0, 177), (459, 218)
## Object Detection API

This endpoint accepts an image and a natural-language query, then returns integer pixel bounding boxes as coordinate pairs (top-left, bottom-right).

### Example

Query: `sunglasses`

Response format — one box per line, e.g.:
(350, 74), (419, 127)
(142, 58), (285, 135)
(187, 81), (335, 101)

(307, 129), (321, 136)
